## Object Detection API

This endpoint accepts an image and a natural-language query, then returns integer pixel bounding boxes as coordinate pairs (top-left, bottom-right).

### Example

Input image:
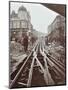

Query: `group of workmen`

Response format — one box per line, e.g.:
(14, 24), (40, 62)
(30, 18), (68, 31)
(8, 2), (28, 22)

(21, 34), (37, 52)
(11, 32), (37, 53)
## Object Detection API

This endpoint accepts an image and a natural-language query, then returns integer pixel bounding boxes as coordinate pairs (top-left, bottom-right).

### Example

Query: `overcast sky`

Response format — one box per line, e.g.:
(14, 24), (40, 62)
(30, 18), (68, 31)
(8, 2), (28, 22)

(10, 2), (59, 34)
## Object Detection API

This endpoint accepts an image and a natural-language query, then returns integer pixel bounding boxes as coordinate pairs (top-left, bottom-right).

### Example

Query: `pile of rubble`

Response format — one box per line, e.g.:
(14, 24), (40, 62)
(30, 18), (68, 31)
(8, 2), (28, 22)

(47, 43), (65, 64)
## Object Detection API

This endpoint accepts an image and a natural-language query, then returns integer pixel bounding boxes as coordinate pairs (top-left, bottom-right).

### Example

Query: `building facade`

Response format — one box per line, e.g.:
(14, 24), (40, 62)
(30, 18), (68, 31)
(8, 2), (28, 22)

(47, 15), (65, 46)
(48, 15), (65, 34)
(10, 5), (33, 39)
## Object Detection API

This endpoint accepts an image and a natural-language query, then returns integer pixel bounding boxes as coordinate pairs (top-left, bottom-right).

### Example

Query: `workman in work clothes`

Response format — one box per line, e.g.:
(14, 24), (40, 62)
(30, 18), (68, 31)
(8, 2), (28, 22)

(31, 36), (35, 46)
(23, 34), (28, 52)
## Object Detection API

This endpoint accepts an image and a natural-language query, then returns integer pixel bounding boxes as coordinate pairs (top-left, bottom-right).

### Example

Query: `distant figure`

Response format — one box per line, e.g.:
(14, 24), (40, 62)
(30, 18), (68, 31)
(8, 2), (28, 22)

(23, 34), (28, 52)
(45, 36), (48, 45)
(31, 36), (35, 45)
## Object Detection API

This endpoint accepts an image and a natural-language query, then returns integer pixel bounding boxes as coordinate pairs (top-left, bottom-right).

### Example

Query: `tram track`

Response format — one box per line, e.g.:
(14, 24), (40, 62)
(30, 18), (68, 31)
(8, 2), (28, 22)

(10, 39), (65, 88)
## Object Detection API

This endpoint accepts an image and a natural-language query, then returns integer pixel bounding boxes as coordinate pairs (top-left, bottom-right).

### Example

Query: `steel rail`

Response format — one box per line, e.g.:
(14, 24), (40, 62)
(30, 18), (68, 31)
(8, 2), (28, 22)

(10, 40), (39, 88)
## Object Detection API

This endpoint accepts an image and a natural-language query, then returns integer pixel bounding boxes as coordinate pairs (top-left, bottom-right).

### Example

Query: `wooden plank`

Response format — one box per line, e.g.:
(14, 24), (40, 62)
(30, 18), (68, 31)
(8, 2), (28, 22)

(35, 56), (54, 85)
(40, 45), (55, 85)
(18, 82), (27, 86)
(27, 57), (35, 87)
(49, 56), (65, 71)
(10, 41), (39, 88)
(43, 56), (55, 85)
(35, 56), (49, 85)
(10, 54), (27, 74)
(43, 47), (64, 71)
(44, 50), (64, 67)
(10, 52), (32, 88)
(42, 49), (65, 77)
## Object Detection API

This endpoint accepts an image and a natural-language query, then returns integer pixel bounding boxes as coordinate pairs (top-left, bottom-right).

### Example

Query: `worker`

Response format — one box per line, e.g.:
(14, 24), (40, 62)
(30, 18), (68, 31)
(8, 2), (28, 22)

(23, 34), (28, 52)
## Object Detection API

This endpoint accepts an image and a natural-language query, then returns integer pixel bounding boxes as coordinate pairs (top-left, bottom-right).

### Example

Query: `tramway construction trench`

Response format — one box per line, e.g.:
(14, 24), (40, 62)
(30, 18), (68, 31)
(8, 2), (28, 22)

(10, 40), (65, 88)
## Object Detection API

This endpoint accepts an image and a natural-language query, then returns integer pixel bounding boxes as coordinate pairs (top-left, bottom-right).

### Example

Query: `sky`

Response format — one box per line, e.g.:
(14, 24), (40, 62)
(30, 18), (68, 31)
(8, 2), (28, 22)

(10, 2), (59, 34)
